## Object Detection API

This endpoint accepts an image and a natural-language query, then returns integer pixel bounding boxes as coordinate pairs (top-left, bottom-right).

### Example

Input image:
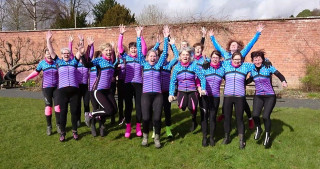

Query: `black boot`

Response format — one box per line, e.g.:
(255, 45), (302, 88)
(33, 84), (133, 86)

(264, 132), (270, 148)
(209, 136), (215, 146)
(239, 134), (246, 149)
(254, 126), (263, 140)
(91, 119), (97, 137)
(222, 133), (230, 144)
(190, 116), (198, 132)
(202, 137), (208, 147)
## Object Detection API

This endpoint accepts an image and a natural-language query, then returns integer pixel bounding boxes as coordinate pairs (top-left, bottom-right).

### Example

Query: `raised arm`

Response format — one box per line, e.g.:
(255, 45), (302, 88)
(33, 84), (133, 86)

(169, 68), (178, 96)
(240, 23), (264, 57)
(141, 35), (147, 56)
(136, 26), (146, 65)
(157, 25), (170, 66)
(200, 27), (206, 45)
(209, 29), (228, 58)
(118, 24), (126, 54)
(46, 31), (57, 59)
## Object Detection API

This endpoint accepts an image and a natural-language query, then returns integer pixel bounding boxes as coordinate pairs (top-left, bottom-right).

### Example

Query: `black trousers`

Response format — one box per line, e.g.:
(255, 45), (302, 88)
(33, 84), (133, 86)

(141, 92), (163, 134)
(252, 95), (276, 132)
(124, 83), (142, 124)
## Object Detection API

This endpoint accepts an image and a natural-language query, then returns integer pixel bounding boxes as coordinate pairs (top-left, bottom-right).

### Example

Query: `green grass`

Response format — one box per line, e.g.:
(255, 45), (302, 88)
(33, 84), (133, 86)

(0, 97), (319, 169)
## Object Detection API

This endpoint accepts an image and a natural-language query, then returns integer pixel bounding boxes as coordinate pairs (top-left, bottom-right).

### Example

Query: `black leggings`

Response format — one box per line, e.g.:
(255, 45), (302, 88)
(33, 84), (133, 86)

(201, 96), (220, 138)
(124, 83), (142, 124)
(42, 87), (60, 126)
(141, 93), (163, 134)
(79, 84), (90, 118)
(59, 87), (80, 133)
(117, 80), (125, 119)
(223, 97), (245, 135)
(221, 97), (252, 119)
(252, 95), (276, 132)
(162, 92), (171, 126)
(177, 91), (198, 115)
(92, 89), (117, 116)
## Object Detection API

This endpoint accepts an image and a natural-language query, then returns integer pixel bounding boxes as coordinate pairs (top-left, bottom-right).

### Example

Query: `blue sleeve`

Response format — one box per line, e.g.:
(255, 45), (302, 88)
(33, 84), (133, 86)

(120, 52), (127, 60)
(269, 65), (277, 74)
(153, 42), (160, 51)
(169, 67), (178, 96)
(156, 37), (169, 67)
(137, 37), (146, 66)
(194, 65), (206, 90)
(210, 35), (228, 59)
(36, 62), (43, 72)
(113, 57), (118, 67)
(240, 31), (261, 58)
(171, 44), (179, 59)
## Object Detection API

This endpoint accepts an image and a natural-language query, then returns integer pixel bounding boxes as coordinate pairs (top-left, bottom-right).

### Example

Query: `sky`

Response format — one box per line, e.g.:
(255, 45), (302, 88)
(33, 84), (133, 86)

(92, 0), (320, 21)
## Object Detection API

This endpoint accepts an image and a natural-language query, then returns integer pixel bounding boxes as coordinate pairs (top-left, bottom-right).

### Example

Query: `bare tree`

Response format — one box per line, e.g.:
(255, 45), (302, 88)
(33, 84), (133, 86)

(136, 5), (169, 25)
(0, 0), (6, 30)
(21, 0), (59, 30)
(4, 0), (32, 30)
(0, 37), (45, 75)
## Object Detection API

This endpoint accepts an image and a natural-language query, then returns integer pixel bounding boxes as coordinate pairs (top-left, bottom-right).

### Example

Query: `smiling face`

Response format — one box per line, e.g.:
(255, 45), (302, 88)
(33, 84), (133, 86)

(229, 42), (239, 53)
(253, 56), (263, 68)
(129, 46), (137, 56)
(102, 47), (112, 60)
(45, 50), (52, 61)
(194, 46), (202, 56)
(61, 49), (70, 61)
(146, 51), (158, 65)
(232, 54), (242, 67)
(210, 54), (220, 65)
(180, 50), (191, 64)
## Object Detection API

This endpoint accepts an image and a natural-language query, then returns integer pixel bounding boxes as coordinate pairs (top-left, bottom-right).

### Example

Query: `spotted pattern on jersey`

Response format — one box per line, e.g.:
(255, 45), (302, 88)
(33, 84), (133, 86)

(202, 64), (225, 97)
(223, 61), (254, 96)
(169, 62), (206, 96)
(161, 44), (179, 92)
(250, 65), (277, 95)
(91, 57), (117, 90)
(36, 59), (58, 88)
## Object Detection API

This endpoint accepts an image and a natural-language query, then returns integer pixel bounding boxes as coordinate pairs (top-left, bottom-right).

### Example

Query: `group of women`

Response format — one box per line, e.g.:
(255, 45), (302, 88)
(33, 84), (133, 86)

(23, 23), (287, 149)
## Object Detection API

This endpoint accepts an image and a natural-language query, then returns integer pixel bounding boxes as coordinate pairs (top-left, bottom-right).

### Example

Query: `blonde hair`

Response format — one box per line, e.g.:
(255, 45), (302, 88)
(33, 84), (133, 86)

(99, 43), (113, 51)
(178, 47), (194, 62)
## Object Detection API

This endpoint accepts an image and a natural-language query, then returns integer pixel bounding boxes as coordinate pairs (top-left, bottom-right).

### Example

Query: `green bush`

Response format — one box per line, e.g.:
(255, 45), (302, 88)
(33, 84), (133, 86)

(301, 61), (320, 91)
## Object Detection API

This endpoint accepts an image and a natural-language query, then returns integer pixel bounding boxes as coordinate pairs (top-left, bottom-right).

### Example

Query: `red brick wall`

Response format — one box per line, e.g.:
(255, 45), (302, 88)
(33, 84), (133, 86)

(1, 18), (319, 89)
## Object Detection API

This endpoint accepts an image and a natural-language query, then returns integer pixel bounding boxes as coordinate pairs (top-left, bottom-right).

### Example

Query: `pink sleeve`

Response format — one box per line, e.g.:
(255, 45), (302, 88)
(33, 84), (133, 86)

(24, 71), (39, 81)
(195, 78), (201, 87)
(69, 41), (74, 59)
(118, 34), (124, 54)
(141, 36), (147, 56)
(89, 44), (94, 59)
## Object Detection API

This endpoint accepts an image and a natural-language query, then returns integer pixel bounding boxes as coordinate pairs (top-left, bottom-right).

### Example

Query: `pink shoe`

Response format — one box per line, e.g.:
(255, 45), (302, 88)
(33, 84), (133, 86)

(125, 123), (131, 138)
(217, 114), (225, 122)
(248, 118), (254, 130)
(136, 123), (142, 137)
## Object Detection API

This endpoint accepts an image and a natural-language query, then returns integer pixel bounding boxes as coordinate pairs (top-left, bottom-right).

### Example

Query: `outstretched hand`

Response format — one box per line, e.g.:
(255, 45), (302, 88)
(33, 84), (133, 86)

(135, 26), (143, 37)
(201, 27), (207, 37)
(69, 35), (74, 43)
(87, 36), (94, 46)
(163, 25), (170, 37)
(257, 23), (265, 32)
(169, 37), (175, 45)
(46, 30), (53, 41)
(119, 24), (126, 34)
(208, 29), (214, 36)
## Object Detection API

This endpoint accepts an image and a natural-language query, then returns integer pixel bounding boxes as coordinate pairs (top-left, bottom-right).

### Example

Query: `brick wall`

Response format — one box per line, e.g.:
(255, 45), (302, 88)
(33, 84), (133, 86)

(1, 17), (320, 89)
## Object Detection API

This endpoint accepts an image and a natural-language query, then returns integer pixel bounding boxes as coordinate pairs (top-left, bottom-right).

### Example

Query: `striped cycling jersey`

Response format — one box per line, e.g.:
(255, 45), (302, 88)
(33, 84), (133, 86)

(210, 31), (261, 61)
(36, 59), (58, 88)
(223, 61), (254, 97)
(55, 57), (79, 89)
(91, 57), (117, 90)
(137, 36), (168, 93)
(202, 64), (225, 97)
(169, 62), (206, 96)
(250, 65), (277, 95)
(77, 61), (89, 85)
(161, 43), (179, 92)
(120, 53), (142, 84)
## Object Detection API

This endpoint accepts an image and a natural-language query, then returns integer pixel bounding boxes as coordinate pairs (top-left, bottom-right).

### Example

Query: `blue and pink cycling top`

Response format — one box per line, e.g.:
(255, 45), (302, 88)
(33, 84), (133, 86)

(210, 32), (261, 61)
(76, 62), (89, 85)
(54, 57), (79, 89)
(249, 65), (285, 95)
(35, 59), (58, 88)
(137, 36), (169, 93)
(169, 61), (206, 96)
(202, 63), (225, 97)
(161, 43), (179, 92)
(222, 61), (254, 97)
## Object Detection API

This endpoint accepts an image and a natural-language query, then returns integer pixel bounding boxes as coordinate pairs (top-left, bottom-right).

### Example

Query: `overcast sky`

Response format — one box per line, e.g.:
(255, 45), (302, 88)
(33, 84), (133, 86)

(92, 0), (319, 20)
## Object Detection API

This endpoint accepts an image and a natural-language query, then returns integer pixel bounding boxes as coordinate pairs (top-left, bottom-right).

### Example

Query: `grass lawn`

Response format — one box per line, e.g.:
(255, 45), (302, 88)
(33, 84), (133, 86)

(0, 97), (319, 169)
